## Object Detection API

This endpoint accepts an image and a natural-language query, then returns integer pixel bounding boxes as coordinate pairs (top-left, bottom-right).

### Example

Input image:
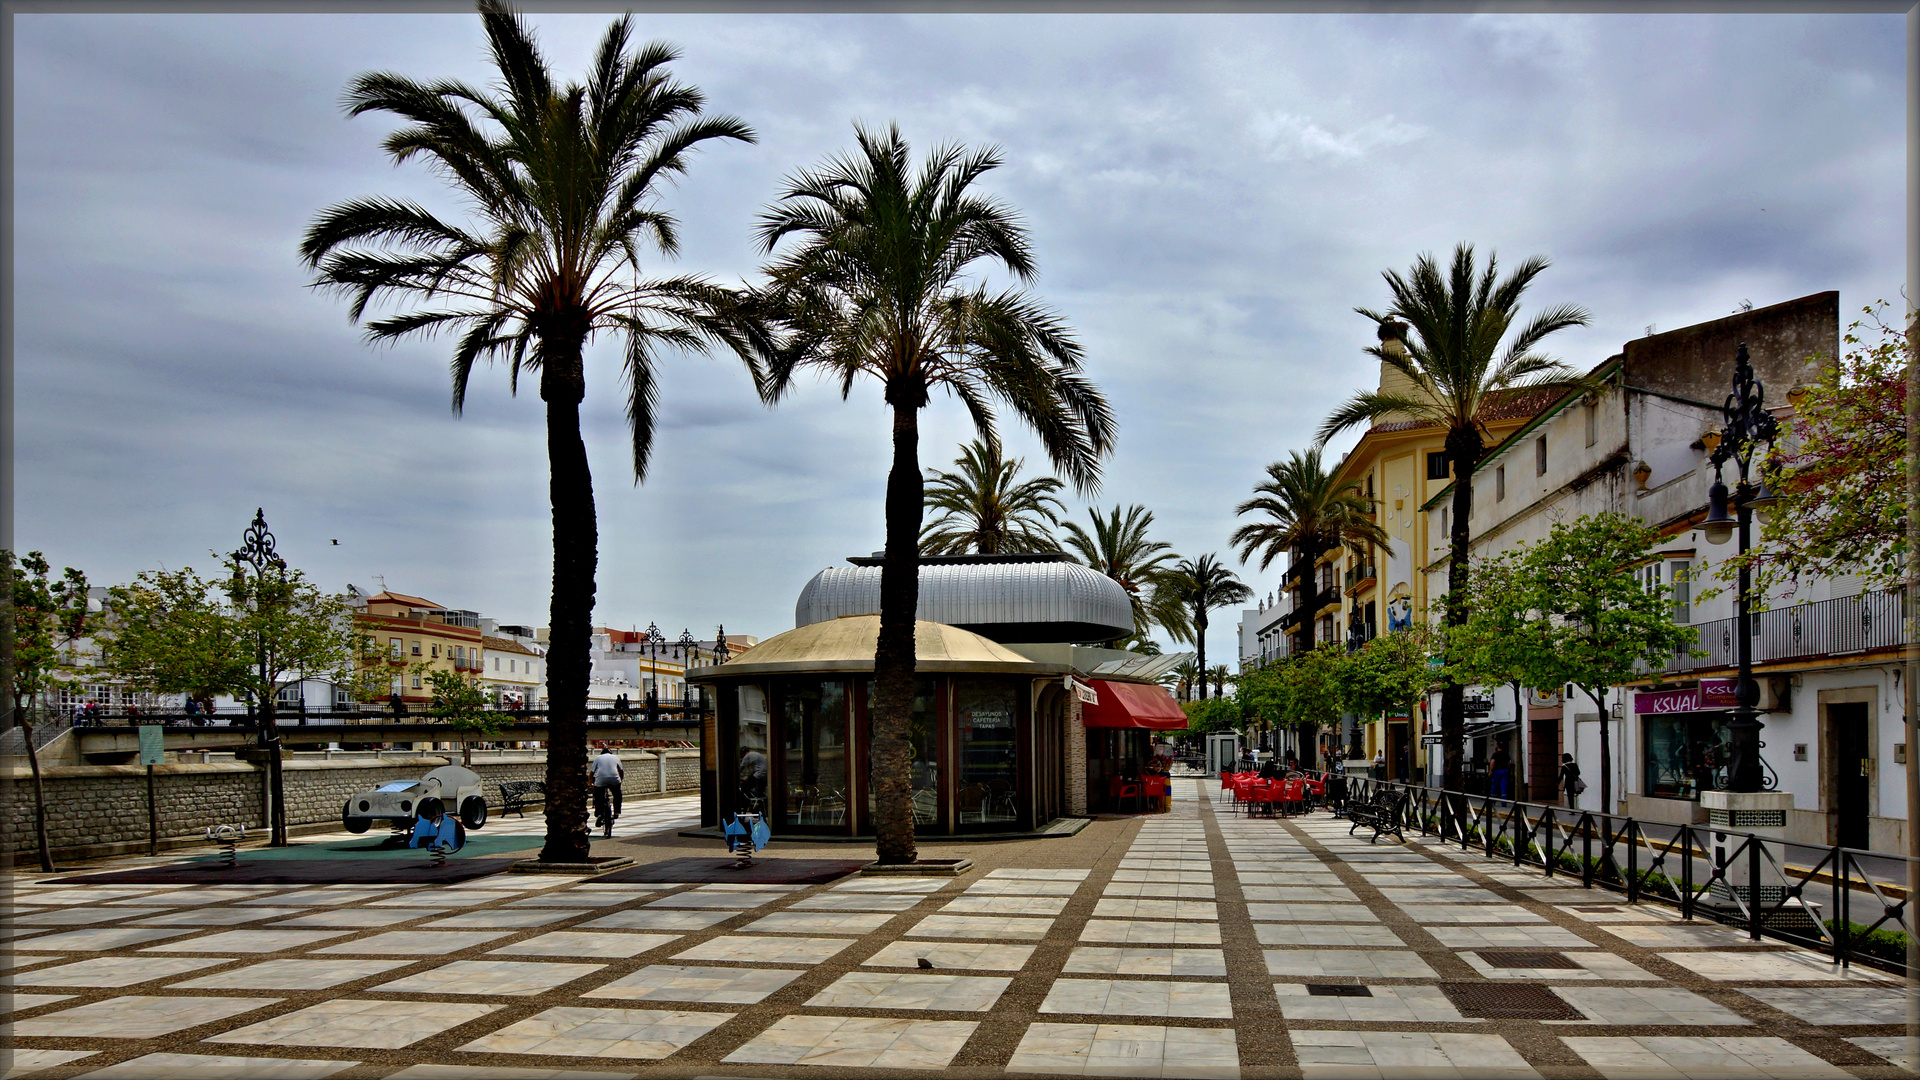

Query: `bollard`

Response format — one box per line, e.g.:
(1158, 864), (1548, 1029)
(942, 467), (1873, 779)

(206, 824), (246, 868)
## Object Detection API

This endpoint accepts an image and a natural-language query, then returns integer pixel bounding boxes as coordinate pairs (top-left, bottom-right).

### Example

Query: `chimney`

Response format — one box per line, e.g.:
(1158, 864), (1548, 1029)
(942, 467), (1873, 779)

(1374, 319), (1420, 420)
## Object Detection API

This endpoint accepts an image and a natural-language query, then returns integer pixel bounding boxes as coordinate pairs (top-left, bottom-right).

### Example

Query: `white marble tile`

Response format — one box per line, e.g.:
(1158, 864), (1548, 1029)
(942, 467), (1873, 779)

(579, 908), (737, 932)
(1063, 947), (1227, 977)
(986, 869), (1090, 881)
(380, 959), (605, 996)
(0, 1050), (100, 1075)
(1289, 1031), (1536, 1078)
(961, 878), (1081, 897)
(1254, 923), (1406, 947)
(17, 995), (279, 1039)
(741, 911), (894, 936)
(1039, 978), (1233, 1019)
(145, 929), (352, 953)
(458, 1005), (730, 1059)
(1244, 903), (1378, 923)
(1263, 949), (1437, 980)
(71, 1053), (359, 1079)
(721, 1015), (976, 1069)
(1560, 1036), (1848, 1078)
(1274, 984), (1473, 1024)
(1079, 920), (1221, 946)
(1007, 1022), (1239, 1078)
(808, 970), (1011, 1011)
(13, 955), (232, 987)
(172, 957), (414, 989)
(1743, 986), (1908, 1026)
(489, 930), (680, 959)
(210, 999), (502, 1050)
(864, 941), (1035, 971)
(829, 876), (951, 894)
(673, 935), (857, 965)
(311, 930), (511, 955)
(421, 909), (577, 929)
(906, 914), (1055, 942)
(584, 963), (804, 1004)
(1658, 950), (1897, 982)
(1545, 986), (1752, 1026)
(787, 892), (925, 912)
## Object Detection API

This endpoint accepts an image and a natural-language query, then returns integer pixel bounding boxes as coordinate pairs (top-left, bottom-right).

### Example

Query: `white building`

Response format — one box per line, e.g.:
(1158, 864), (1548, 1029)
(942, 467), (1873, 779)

(1422, 291), (1907, 849)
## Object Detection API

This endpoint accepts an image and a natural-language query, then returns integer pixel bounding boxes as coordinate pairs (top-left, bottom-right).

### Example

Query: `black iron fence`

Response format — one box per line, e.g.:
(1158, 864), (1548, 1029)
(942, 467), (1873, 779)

(57, 699), (714, 729)
(1318, 774), (1915, 976)
(1668, 589), (1906, 672)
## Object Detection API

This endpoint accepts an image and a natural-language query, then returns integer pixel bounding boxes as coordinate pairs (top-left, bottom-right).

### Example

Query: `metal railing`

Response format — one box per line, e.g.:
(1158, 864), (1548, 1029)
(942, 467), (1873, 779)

(1318, 774), (1916, 975)
(1668, 589), (1906, 672)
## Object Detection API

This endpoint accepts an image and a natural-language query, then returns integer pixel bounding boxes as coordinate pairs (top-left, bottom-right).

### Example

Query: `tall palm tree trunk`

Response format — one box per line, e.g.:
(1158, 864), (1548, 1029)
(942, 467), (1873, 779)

(871, 396), (922, 865)
(539, 344), (597, 865)
(1440, 426), (1483, 792)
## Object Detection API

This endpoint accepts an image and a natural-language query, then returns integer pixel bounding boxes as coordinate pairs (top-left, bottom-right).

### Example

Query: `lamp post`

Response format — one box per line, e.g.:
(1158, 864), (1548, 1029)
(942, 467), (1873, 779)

(677, 629), (697, 713)
(1699, 343), (1780, 794)
(644, 622), (666, 722)
(231, 508), (290, 846)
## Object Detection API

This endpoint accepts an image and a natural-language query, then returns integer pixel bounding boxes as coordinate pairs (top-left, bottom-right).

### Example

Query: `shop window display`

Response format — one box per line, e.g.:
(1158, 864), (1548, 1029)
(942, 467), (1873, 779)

(1642, 711), (1730, 800)
(955, 678), (1019, 826)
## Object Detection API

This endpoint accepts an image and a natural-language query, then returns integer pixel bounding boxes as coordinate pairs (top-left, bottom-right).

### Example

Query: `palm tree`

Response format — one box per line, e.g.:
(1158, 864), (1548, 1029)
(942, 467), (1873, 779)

(300, 6), (763, 864)
(1155, 554), (1253, 699)
(1231, 448), (1393, 654)
(754, 124), (1113, 865)
(1061, 505), (1187, 644)
(919, 438), (1066, 555)
(1315, 243), (1589, 790)
(1208, 664), (1230, 698)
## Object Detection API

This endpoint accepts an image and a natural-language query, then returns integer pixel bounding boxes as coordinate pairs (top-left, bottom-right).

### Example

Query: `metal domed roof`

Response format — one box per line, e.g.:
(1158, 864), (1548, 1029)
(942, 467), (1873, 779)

(688, 615), (1066, 679)
(795, 554), (1133, 644)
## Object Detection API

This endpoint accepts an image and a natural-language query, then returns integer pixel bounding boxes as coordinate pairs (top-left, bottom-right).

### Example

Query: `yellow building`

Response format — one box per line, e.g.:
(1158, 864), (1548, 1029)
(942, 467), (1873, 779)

(354, 591), (486, 712)
(1322, 326), (1555, 778)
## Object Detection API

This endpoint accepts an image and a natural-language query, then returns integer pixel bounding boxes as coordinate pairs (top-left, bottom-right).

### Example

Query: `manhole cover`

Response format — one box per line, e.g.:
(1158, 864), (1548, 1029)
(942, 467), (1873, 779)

(1476, 949), (1583, 970)
(1441, 982), (1585, 1020)
(1573, 906), (1621, 913)
(1306, 984), (1373, 997)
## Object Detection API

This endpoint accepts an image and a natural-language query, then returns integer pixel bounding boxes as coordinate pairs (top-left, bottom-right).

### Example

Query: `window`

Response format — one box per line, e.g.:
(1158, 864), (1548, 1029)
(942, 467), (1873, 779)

(431, 644), (440, 658)
(1439, 508), (1449, 540)
(494, 656), (500, 671)
(411, 674), (422, 689)
(1426, 451), (1450, 480)
(391, 677), (403, 696)
(1584, 402), (1598, 447)
(388, 638), (403, 660)
(1495, 465), (1506, 501)
(1671, 561), (1691, 623)
(411, 640), (421, 656)
(1535, 437), (1547, 476)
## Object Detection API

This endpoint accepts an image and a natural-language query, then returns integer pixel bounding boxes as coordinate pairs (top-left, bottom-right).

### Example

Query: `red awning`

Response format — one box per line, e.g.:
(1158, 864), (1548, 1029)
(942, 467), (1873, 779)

(1081, 679), (1188, 730)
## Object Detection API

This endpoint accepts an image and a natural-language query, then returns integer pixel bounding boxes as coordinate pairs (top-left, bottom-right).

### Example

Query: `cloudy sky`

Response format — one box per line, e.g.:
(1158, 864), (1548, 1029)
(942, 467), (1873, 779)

(13, 10), (1905, 664)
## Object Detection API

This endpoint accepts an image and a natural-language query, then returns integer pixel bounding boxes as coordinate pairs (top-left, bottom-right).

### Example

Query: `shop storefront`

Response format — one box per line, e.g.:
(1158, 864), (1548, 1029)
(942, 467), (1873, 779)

(693, 615), (1072, 837)
(1636, 680), (1738, 801)
(1081, 677), (1186, 813)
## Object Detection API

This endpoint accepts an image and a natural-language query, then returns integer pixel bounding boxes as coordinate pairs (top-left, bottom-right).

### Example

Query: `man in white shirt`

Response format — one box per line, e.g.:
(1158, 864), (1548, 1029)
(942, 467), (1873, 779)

(591, 747), (625, 824)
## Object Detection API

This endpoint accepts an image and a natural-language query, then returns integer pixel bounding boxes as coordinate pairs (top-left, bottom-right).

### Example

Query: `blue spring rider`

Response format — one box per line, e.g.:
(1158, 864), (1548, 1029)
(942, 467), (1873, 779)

(724, 811), (770, 868)
(410, 796), (466, 867)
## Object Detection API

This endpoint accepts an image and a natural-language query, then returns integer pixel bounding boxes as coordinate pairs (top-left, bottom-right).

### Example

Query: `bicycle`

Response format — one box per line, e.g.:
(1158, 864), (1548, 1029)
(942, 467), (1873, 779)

(592, 785), (614, 838)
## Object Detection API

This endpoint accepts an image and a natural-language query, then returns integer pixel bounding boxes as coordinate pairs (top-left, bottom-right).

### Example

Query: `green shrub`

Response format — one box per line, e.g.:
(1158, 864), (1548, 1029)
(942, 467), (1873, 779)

(1827, 920), (1911, 964)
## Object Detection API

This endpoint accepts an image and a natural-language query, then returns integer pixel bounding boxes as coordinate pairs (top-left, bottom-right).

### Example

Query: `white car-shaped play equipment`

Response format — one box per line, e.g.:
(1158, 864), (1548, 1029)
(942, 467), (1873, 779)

(342, 764), (489, 835)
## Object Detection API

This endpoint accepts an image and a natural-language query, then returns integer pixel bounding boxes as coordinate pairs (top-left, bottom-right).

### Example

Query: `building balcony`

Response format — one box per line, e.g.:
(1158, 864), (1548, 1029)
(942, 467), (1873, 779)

(1661, 589), (1906, 675)
(1344, 564), (1377, 596)
(1310, 585), (1340, 616)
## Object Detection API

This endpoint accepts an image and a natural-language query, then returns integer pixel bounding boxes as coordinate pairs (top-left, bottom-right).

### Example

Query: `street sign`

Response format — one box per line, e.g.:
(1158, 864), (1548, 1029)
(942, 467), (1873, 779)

(136, 724), (166, 766)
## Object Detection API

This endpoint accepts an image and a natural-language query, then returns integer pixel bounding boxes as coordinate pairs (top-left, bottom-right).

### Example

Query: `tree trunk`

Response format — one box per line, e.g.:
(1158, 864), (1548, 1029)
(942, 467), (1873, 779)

(538, 338), (597, 866)
(22, 708), (53, 873)
(1194, 610), (1209, 699)
(1590, 686), (1611, 814)
(1441, 425), (1484, 793)
(261, 697), (285, 846)
(871, 397), (923, 865)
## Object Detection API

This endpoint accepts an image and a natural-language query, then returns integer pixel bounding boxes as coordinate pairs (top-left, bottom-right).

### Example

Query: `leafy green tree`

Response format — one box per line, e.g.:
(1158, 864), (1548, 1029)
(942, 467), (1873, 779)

(1339, 625), (1444, 734)
(1448, 551), (1551, 780)
(1062, 505), (1186, 643)
(300, 7), (763, 865)
(754, 124), (1113, 864)
(416, 663), (512, 766)
(5, 551), (90, 871)
(102, 567), (243, 715)
(1510, 513), (1697, 811)
(1180, 696), (1240, 737)
(919, 438), (1066, 555)
(1316, 244), (1591, 789)
(1155, 555), (1253, 698)
(102, 555), (363, 845)
(1723, 300), (1909, 594)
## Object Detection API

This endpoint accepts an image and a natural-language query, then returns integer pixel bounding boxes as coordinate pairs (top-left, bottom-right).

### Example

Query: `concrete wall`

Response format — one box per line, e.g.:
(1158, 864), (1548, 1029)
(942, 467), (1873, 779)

(3, 749), (700, 859)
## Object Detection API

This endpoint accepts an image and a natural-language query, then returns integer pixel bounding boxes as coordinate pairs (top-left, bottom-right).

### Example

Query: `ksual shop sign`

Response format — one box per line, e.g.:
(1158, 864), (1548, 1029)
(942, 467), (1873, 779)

(1633, 678), (1737, 715)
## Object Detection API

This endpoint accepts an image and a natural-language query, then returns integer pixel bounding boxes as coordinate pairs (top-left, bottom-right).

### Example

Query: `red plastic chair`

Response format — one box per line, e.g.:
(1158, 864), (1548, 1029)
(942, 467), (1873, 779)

(1109, 776), (1143, 814)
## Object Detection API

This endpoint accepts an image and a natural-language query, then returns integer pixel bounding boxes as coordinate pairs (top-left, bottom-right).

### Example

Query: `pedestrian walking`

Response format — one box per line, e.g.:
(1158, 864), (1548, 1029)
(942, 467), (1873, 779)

(1559, 753), (1583, 809)
(1489, 742), (1512, 801)
(1372, 748), (1386, 780)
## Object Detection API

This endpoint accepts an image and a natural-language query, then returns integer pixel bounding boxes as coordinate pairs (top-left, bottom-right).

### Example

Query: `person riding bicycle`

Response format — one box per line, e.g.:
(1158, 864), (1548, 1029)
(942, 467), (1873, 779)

(590, 746), (624, 837)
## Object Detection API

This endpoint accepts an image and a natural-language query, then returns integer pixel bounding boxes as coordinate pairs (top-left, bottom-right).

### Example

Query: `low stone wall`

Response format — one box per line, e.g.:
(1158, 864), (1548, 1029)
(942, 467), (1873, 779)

(2, 749), (699, 859)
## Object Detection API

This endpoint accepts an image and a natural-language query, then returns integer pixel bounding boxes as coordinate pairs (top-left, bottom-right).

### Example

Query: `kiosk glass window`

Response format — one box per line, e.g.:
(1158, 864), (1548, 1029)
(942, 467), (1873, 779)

(867, 679), (939, 826)
(736, 686), (770, 815)
(955, 678), (1018, 826)
(782, 680), (849, 827)
(1642, 711), (1730, 801)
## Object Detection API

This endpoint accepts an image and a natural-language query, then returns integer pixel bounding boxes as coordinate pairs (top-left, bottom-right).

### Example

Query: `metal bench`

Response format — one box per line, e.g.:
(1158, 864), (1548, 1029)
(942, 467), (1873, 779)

(1346, 788), (1407, 844)
(500, 780), (545, 818)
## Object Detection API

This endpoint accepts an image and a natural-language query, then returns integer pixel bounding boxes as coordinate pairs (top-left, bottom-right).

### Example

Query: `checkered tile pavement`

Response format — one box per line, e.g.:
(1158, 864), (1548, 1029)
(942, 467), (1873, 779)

(3, 781), (1908, 1078)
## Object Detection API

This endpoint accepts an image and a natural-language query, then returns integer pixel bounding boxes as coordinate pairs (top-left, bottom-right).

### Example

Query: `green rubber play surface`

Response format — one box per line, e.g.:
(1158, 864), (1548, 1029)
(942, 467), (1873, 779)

(195, 833), (542, 862)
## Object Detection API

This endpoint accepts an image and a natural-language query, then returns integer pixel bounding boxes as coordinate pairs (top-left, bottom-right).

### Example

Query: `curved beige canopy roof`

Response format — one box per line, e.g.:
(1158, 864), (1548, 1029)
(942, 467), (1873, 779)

(688, 615), (1067, 680)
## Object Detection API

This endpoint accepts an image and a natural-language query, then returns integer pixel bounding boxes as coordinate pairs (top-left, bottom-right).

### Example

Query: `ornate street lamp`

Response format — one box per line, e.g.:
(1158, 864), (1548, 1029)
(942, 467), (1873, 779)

(231, 508), (289, 846)
(676, 629), (697, 712)
(643, 622), (666, 721)
(1701, 344), (1779, 794)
